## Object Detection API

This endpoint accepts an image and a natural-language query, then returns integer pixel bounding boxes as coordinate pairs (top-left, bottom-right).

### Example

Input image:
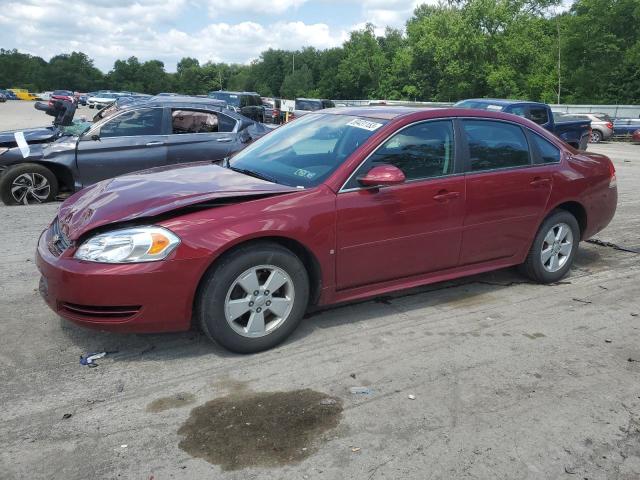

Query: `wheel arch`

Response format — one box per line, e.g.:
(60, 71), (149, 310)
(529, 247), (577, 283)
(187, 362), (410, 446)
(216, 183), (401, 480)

(35, 161), (74, 192)
(548, 200), (588, 239)
(192, 235), (324, 322)
(2, 161), (74, 193)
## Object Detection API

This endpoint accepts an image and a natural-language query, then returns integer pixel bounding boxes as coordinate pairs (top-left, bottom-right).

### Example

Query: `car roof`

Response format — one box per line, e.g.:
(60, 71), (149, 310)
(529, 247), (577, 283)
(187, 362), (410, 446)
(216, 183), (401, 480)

(457, 98), (539, 106)
(117, 95), (248, 122)
(209, 91), (259, 96)
(321, 106), (433, 120)
(143, 95), (226, 108)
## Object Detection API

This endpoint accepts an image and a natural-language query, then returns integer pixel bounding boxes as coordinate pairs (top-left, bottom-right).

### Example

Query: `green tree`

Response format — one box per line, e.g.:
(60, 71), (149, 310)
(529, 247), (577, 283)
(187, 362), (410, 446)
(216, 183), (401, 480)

(335, 24), (388, 98)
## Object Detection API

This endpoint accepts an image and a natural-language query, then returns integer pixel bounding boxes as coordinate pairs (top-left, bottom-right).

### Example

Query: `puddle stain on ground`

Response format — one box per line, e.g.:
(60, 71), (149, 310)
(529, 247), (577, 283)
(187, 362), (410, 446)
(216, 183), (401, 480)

(177, 388), (343, 470)
(146, 392), (196, 413)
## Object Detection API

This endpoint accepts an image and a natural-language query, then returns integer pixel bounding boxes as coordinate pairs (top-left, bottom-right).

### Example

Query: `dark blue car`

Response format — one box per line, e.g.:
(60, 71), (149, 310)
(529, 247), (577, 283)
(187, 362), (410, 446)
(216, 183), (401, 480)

(613, 118), (640, 137)
(456, 99), (592, 150)
(0, 89), (19, 100)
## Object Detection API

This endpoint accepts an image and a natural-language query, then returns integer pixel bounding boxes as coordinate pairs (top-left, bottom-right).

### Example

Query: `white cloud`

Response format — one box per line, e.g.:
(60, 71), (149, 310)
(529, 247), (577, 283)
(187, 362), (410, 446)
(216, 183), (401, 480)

(0, 0), (426, 72)
(206, 0), (307, 16)
(0, 0), (347, 71)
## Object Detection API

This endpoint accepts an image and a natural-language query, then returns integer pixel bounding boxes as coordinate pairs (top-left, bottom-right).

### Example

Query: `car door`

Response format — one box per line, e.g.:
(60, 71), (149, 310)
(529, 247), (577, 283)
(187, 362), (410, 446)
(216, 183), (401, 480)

(459, 119), (553, 265)
(76, 107), (168, 186)
(335, 119), (465, 290)
(165, 109), (238, 165)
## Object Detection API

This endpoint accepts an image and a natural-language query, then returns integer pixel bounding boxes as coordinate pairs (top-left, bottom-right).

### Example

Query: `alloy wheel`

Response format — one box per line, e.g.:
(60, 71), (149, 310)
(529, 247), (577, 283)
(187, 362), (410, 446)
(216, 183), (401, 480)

(541, 222), (573, 272)
(11, 173), (51, 204)
(224, 265), (295, 338)
(590, 131), (602, 143)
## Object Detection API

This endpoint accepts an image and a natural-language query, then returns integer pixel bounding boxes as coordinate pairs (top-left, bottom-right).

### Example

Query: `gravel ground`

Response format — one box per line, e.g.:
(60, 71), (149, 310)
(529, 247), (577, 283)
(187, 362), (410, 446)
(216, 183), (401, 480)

(0, 99), (93, 130)
(1, 101), (639, 479)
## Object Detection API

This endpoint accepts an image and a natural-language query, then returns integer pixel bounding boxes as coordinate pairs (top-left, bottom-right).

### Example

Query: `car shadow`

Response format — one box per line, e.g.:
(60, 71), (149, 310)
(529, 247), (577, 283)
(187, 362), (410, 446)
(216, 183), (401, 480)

(60, 248), (603, 360)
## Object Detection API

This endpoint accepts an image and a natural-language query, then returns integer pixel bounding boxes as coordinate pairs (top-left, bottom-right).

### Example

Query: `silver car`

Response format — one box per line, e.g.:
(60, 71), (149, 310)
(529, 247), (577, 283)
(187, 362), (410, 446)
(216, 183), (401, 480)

(569, 113), (614, 143)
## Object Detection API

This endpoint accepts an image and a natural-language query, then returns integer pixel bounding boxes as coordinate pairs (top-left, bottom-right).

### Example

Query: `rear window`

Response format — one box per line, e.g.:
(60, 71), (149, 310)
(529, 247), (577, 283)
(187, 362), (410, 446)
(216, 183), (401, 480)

(296, 100), (322, 111)
(530, 133), (561, 164)
(455, 100), (505, 111)
(528, 107), (549, 125)
(209, 92), (241, 107)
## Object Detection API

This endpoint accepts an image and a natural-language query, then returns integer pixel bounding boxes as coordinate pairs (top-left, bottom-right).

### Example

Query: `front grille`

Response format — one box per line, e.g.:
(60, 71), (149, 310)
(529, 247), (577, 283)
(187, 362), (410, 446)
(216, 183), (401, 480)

(48, 217), (71, 256)
(60, 302), (141, 319)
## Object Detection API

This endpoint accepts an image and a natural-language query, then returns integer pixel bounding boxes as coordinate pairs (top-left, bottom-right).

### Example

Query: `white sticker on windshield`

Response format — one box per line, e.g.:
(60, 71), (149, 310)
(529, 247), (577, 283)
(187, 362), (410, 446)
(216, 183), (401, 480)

(346, 118), (383, 131)
(14, 131), (30, 158)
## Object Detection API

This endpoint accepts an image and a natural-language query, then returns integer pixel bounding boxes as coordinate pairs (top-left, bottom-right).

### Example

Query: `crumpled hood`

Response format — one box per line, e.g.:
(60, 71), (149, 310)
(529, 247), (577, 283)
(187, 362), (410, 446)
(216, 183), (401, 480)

(57, 162), (299, 240)
(0, 126), (58, 147)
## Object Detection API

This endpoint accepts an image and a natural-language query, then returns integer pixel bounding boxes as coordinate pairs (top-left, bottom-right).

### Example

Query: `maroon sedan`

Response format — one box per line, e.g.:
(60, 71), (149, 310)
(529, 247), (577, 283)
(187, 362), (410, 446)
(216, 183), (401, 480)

(36, 107), (618, 352)
(633, 129), (640, 142)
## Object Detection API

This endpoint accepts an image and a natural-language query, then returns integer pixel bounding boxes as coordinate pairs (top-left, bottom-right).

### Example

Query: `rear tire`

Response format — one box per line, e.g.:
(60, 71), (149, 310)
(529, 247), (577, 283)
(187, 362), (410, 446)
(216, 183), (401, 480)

(519, 210), (580, 283)
(0, 163), (58, 205)
(590, 130), (603, 143)
(197, 242), (309, 353)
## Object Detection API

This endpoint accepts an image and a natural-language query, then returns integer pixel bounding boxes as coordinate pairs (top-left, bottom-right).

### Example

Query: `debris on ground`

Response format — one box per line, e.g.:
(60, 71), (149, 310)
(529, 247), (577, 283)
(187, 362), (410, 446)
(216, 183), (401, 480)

(320, 398), (337, 406)
(585, 239), (640, 254)
(572, 298), (592, 304)
(62, 413), (72, 420)
(79, 352), (107, 367)
(350, 387), (372, 395)
(350, 373), (356, 379)
(605, 339), (612, 343)
(408, 394), (416, 400)
(351, 447), (361, 452)
(628, 358), (639, 363)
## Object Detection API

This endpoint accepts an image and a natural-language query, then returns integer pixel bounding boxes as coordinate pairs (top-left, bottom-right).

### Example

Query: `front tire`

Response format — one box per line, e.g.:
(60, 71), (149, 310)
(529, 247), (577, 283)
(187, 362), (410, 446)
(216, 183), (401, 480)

(197, 242), (309, 353)
(0, 163), (58, 205)
(519, 210), (580, 283)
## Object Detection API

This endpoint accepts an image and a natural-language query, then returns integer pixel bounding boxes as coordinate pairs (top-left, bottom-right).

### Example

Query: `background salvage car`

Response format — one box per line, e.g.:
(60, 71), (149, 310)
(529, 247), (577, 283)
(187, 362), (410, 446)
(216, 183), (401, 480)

(455, 99), (592, 150)
(0, 96), (273, 205)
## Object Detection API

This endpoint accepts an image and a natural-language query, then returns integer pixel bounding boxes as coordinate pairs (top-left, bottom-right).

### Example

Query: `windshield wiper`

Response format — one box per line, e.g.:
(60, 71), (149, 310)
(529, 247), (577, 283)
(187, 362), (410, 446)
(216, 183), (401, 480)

(227, 165), (279, 184)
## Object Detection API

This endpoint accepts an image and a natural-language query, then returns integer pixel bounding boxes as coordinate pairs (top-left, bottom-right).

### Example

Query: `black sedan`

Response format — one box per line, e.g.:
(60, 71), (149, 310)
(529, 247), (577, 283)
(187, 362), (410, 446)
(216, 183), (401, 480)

(0, 96), (274, 205)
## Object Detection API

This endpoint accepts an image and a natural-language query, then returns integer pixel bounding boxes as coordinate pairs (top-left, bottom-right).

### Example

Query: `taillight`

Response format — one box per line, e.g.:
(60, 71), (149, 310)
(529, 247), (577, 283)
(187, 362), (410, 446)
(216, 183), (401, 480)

(608, 160), (617, 188)
(606, 122), (613, 130)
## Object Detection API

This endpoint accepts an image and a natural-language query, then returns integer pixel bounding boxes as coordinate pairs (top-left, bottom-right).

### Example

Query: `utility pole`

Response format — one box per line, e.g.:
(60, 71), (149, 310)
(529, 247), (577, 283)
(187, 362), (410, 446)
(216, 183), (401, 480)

(292, 53), (295, 74)
(557, 18), (561, 105)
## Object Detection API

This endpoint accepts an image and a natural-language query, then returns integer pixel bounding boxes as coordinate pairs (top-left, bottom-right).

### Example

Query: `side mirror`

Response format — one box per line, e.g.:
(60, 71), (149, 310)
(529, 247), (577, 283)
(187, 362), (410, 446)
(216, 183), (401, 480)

(91, 134), (101, 141)
(357, 164), (406, 187)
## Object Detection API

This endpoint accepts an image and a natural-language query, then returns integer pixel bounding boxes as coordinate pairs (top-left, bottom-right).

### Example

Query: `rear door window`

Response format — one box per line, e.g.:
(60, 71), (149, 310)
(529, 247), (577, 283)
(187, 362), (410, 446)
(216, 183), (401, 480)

(171, 109), (237, 133)
(462, 120), (531, 172)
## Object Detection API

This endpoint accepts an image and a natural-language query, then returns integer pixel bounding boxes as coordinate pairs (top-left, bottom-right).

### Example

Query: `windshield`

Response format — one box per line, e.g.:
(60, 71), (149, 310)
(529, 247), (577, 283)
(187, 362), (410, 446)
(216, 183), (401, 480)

(229, 113), (388, 188)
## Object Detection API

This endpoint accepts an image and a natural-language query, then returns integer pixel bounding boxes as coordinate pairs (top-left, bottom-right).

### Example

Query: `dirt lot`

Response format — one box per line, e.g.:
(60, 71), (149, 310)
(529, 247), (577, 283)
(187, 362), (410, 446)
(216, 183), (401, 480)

(1, 102), (639, 479)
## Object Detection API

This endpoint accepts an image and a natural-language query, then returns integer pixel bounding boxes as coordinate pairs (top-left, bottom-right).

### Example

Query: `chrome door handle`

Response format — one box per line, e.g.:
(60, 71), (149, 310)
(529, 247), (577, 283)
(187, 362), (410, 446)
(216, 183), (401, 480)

(217, 138), (233, 143)
(530, 177), (551, 187)
(433, 190), (461, 202)
(146, 141), (164, 146)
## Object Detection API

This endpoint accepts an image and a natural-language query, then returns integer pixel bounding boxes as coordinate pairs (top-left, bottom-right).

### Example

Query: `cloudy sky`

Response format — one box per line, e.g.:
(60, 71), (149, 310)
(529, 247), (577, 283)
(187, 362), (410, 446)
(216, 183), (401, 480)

(0, 0), (432, 72)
